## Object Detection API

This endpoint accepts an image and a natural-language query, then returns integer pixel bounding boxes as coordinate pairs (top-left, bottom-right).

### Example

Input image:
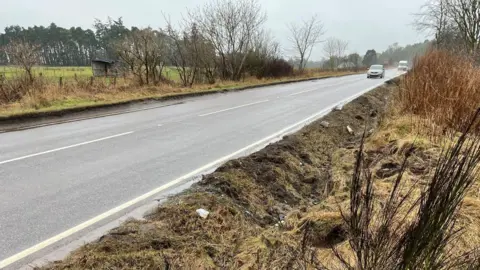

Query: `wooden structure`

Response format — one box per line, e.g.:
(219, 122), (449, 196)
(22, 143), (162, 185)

(91, 58), (117, 77)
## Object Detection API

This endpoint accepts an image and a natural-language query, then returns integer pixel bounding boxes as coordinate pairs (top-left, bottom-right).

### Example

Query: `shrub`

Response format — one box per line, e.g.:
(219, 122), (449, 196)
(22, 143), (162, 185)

(256, 58), (294, 79)
(398, 50), (480, 132)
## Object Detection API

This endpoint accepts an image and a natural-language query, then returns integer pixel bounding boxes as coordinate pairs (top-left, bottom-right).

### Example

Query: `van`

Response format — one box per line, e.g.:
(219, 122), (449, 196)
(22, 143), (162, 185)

(398, 60), (408, 71)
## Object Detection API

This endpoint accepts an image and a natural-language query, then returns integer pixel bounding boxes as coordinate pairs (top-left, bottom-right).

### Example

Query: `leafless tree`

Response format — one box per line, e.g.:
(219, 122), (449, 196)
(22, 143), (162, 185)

(335, 38), (349, 66)
(116, 28), (166, 85)
(323, 38), (337, 70)
(190, 0), (267, 81)
(414, 0), (450, 44)
(165, 18), (201, 87)
(173, 15), (219, 84)
(348, 52), (362, 71)
(250, 30), (280, 68)
(244, 30), (283, 78)
(323, 37), (348, 69)
(414, 0), (480, 56)
(445, 0), (480, 55)
(288, 14), (325, 72)
(3, 39), (41, 82)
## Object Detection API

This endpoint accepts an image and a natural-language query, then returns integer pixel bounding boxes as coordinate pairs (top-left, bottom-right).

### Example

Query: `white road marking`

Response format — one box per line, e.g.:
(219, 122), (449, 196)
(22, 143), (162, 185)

(198, 100), (269, 117)
(288, 88), (317, 96)
(288, 77), (366, 97)
(0, 75), (400, 269)
(0, 131), (134, 165)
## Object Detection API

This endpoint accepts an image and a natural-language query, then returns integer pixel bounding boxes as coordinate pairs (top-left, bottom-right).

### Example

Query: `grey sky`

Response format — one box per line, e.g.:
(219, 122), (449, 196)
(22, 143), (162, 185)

(0, 0), (428, 60)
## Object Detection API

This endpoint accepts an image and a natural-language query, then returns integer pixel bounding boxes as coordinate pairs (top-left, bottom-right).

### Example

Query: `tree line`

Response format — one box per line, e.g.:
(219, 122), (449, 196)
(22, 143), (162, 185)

(0, 23), (99, 66)
(0, 0), (330, 86)
(0, 0), (432, 88)
(377, 40), (432, 65)
(415, 0), (480, 58)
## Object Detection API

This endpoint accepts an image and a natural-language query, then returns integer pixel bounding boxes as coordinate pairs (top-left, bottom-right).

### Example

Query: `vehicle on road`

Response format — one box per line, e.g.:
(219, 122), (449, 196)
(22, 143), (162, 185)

(398, 60), (409, 71)
(367, 64), (385, 79)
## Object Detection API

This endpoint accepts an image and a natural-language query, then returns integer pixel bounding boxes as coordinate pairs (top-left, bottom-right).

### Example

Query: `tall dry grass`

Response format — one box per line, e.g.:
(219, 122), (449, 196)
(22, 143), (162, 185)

(328, 110), (480, 269)
(398, 50), (480, 132)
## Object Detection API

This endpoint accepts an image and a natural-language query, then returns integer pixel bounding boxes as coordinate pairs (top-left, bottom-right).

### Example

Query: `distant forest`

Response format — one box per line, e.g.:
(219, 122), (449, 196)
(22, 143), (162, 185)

(377, 40), (431, 65)
(287, 40), (432, 69)
(0, 18), (134, 66)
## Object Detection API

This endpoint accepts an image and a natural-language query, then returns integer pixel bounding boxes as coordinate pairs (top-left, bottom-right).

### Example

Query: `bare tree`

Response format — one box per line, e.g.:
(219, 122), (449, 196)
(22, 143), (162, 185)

(323, 38), (337, 70)
(348, 52), (362, 71)
(190, 0), (267, 81)
(414, 0), (480, 56)
(3, 39), (40, 82)
(335, 38), (349, 67)
(414, 0), (451, 45)
(288, 14), (325, 72)
(323, 37), (348, 70)
(165, 18), (200, 87)
(445, 0), (480, 55)
(245, 30), (282, 78)
(116, 28), (166, 85)
(180, 15), (219, 84)
(195, 36), (218, 84)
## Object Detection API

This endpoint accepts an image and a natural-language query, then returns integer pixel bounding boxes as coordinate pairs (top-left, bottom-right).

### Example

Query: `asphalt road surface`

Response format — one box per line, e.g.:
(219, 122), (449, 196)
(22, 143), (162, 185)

(0, 70), (399, 268)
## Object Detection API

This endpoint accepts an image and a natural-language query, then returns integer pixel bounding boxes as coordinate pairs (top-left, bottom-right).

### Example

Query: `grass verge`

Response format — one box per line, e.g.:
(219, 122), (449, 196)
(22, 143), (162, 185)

(0, 71), (359, 118)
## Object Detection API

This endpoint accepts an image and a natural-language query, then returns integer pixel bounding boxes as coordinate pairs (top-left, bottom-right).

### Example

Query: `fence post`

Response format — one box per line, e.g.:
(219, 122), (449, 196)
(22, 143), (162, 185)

(59, 76), (63, 87)
(113, 75), (117, 86)
(74, 73), (78, 82)
(90, 76), (94, 86)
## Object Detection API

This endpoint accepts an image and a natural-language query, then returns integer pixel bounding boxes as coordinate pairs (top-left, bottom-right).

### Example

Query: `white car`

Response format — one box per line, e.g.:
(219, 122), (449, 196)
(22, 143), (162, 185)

(398, 60), (408, 71)
(367, 65), (385, 79)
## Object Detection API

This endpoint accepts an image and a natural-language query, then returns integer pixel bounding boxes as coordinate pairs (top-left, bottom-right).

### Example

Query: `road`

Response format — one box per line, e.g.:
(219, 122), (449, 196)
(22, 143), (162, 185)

(0, 70), (399, 268)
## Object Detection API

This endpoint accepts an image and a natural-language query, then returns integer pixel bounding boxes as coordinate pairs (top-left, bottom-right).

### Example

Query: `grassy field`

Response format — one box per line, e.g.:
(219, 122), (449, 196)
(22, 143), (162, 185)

(0, 66), (92, 79)
(0, 66), (181, 81)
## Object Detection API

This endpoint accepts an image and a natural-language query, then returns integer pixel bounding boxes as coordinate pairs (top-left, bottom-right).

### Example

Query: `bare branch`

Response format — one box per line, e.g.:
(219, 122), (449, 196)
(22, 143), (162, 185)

(3, 39), (41, 82)
(189, 0), (267, 81)
(288, 14), (325, 71)
(323, 37), (348, 70)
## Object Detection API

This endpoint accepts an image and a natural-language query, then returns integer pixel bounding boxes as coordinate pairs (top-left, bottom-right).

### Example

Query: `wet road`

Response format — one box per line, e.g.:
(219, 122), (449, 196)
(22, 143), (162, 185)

(0, 70), (400, 268)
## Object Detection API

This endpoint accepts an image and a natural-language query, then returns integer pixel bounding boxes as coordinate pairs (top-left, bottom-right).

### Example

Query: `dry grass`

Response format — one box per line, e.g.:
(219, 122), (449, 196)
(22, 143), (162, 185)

(0, 70), (359, 117)
(398, 50), (480, 133)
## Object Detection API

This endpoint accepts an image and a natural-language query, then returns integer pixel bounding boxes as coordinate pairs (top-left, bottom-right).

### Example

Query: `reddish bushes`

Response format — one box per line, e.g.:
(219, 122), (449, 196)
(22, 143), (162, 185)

(398, 50), (480, 131)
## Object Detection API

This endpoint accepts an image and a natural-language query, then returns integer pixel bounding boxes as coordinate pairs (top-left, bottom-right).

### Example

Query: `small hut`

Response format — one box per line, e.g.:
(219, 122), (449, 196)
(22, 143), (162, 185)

(91, 58), (117, 77)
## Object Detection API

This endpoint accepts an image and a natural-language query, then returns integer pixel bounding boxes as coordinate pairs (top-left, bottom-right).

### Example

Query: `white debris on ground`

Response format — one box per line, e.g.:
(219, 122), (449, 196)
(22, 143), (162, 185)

(320, 121), (330, 128)
(196, 208), (210, 219)
(347, 125), (354, 135)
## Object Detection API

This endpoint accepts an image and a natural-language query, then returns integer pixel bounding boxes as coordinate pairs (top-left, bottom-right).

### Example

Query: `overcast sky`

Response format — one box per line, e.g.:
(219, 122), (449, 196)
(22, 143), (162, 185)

(0, 0), (429, 60)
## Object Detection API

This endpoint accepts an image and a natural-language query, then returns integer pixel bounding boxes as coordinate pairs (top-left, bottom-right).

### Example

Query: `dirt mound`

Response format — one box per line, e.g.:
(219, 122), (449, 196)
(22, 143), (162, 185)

(43, 83), (395, 269)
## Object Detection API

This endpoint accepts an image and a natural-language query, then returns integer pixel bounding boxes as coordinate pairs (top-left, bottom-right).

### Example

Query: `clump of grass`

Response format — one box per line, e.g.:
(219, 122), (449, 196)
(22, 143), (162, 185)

(398, 50), (480, 133)
(330, 109), (480, 270)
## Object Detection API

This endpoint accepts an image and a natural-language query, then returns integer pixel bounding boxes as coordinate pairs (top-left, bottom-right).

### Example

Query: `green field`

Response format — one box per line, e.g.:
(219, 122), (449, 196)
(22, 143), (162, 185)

(0, 66), (181, 81)
(0, 66), (93, 79)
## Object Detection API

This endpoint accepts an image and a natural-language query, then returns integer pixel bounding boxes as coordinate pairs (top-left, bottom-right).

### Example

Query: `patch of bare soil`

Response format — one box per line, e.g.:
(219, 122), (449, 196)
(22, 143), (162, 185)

(42, 81), (398, 270)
